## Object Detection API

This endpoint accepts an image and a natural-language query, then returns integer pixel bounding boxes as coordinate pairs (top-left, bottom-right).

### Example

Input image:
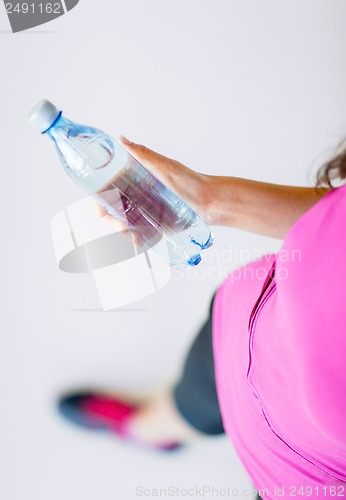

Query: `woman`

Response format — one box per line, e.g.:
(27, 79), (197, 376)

(59, 136), (346, 499)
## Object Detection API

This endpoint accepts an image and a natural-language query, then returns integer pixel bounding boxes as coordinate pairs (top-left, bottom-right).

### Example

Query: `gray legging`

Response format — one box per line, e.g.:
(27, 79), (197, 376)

(173, 293), (262, 500)
(173, 294), (224, 435)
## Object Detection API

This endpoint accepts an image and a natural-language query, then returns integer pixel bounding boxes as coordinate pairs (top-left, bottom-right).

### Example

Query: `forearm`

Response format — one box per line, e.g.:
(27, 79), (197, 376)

(204, 176), (330, 239)
(116, 139), (330, 239)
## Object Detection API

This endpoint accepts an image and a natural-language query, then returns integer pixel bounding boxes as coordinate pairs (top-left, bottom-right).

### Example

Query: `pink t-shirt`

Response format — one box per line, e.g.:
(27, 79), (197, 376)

(212, 184), (346, 499)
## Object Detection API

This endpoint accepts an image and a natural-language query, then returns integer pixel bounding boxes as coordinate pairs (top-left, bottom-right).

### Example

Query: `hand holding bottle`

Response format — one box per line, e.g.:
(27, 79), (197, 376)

(29, 100), (214, 266)
(95, 136), (212, 243)
(118, 137), (212, 221)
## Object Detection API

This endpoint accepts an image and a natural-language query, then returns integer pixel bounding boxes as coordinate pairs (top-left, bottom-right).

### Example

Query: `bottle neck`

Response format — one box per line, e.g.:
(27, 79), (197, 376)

(43, 111), (63, 135)
(44, 113), (116, 193)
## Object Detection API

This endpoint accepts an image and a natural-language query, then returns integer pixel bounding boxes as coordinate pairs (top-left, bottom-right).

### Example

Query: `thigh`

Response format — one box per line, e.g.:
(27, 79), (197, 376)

(173, 294), (224, 435)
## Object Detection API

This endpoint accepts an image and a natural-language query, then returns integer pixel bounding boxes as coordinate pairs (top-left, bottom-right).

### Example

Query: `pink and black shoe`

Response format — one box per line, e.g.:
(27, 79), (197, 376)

(57, 392), (182, 452)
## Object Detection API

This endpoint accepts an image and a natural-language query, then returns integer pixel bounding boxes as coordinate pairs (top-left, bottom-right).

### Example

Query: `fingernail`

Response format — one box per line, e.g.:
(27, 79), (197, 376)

(120, 135), (133, 145)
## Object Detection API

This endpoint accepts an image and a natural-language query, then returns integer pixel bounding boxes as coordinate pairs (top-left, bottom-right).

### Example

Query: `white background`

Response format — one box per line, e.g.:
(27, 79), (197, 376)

(0, 1), (346, 499)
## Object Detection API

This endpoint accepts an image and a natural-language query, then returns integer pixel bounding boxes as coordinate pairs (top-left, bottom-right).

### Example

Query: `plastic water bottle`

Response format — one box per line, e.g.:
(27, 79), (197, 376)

(28, 100), (214, 267)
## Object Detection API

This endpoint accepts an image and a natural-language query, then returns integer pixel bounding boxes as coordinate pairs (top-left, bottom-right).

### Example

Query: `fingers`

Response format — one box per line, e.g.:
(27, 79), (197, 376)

(93, 199), (107, 218)
(119, 135), (171, 172)
(119, 135), (154, 165)
(100, 213), (142, 246)
(92, 199), (143, 246)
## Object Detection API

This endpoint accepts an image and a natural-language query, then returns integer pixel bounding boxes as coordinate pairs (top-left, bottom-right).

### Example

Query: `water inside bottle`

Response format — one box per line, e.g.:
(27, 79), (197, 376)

(65, 131), (213, 265)
(33, 102), (213, 267)
(94, 145), (213, 264)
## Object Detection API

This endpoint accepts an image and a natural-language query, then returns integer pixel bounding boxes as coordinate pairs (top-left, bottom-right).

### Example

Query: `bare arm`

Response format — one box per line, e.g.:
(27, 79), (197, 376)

(100, 137), (330, 241)
(204, 176), (330, 239)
